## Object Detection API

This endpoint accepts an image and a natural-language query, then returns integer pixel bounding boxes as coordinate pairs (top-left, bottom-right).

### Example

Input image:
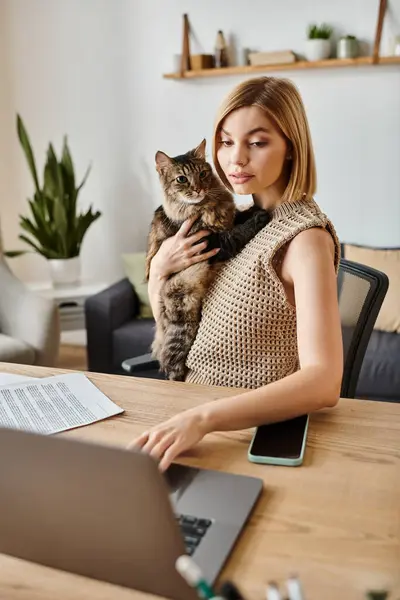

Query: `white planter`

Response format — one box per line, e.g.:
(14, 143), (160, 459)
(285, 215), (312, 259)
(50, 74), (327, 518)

(48, 256), (81, 287)
(305, 39), (331, 61)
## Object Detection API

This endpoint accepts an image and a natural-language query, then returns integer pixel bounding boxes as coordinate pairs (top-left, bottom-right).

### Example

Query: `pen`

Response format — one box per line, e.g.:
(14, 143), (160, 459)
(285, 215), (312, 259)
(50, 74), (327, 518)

(266, 582), (282, 600)
(176, 555), (215, 600)
(286, 575), (305, 600)
(219, 580), (247, 600)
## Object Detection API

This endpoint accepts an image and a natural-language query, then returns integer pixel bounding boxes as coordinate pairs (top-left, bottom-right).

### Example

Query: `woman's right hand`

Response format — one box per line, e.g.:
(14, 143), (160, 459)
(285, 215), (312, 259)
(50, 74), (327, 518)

(150, 217), (220, 280)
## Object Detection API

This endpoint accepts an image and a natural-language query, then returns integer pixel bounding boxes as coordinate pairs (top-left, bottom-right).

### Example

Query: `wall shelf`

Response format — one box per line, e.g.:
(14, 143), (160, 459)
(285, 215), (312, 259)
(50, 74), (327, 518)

(163, 55), (400, 80)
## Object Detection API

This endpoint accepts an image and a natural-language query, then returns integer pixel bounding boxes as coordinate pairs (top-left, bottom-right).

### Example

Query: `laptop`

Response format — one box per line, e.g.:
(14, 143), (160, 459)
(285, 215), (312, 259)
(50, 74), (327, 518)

(0, 427), (263, 600)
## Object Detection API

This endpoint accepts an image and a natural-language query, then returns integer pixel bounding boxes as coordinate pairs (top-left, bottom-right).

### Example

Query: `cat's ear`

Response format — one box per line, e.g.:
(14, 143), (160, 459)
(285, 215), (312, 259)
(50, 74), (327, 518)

(155, 151), (172, 172)
(192, 138), (206, 159)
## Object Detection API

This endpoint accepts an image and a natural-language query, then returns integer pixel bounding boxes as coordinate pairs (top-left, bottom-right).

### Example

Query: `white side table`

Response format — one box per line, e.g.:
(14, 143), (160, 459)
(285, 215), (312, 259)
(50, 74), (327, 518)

(27, 281), (108, 344)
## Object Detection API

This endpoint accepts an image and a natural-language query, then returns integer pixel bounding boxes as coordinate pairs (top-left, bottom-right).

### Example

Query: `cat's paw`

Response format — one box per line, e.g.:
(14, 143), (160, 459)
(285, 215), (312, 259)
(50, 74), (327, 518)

(159, 353), (186, 381)
(253, 209), (270, 229)
(161, 361), (186, 381)
(168, 369), (186, 382)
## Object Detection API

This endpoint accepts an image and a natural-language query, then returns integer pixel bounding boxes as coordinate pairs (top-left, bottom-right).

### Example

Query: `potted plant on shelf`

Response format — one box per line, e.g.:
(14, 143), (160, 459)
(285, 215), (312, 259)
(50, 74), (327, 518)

(337, 35), (359, 59)
(6, 115), (101, 287)
(305, 23), (333, 61)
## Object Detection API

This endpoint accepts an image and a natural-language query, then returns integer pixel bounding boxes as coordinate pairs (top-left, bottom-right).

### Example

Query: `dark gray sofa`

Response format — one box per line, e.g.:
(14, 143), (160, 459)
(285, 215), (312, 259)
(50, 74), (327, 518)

(85, 276), (400, 402)
(85, 278), (156, 376)
(356, 330), (399, 402)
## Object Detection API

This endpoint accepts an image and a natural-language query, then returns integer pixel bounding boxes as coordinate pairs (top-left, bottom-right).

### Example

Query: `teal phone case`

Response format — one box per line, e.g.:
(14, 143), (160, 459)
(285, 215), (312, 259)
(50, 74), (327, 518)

(247, 415), (309, 467)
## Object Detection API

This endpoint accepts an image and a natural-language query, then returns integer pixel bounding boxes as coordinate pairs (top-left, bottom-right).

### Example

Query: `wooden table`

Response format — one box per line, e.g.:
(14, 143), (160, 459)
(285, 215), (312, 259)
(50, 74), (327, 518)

(0, 362), (399, 600)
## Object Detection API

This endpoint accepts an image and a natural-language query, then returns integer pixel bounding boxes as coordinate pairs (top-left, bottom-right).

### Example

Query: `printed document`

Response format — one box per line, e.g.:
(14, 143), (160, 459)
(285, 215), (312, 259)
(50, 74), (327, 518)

(0, 372), (123, 434)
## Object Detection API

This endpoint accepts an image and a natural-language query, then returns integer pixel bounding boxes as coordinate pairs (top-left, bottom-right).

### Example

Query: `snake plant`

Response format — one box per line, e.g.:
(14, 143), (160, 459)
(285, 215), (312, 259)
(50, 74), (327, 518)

(6, 115), (101, 259)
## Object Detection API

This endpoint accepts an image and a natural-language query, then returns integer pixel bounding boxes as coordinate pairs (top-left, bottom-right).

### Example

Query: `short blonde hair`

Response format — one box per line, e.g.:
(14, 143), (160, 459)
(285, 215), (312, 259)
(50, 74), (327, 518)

(212, 77), (316, 203)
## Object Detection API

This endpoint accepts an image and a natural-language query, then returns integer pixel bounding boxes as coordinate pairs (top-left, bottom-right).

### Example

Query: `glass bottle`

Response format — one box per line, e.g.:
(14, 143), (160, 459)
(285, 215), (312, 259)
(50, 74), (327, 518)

(215, 30), (229, 68)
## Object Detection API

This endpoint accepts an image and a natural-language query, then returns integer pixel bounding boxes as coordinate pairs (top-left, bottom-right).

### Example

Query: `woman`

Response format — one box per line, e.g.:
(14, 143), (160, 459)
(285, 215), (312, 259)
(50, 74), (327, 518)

(130, 76), (343, 470)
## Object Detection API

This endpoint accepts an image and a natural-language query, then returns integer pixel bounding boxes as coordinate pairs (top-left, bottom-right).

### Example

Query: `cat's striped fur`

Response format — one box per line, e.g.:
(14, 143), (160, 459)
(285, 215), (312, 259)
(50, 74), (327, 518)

(146, 139), (269, 381)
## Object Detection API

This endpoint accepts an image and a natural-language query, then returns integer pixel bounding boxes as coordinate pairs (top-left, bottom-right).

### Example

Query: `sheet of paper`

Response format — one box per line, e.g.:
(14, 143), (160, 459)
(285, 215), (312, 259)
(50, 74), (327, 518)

(0, 373), (37, 386)
(0, 372), (124, 434)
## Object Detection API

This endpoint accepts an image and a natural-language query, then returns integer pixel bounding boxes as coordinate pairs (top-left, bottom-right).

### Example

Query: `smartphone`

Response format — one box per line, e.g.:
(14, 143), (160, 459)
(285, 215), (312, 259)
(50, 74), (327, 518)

(248, 414), (309, 467)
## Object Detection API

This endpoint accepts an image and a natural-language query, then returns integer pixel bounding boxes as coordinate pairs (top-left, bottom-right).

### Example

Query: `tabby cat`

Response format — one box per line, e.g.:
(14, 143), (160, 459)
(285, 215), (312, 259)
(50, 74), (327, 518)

(146, 139), (270, 381)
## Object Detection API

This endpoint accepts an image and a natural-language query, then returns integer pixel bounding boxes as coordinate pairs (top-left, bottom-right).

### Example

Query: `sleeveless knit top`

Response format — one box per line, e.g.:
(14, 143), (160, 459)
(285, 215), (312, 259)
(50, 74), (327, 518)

(185, 199), (340, 389)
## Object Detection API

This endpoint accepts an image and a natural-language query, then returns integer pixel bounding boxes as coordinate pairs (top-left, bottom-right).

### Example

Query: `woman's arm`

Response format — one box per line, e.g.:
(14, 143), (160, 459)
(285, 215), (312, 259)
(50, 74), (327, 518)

(130, 227), (343, 470)
(202, 227), (343, 431)
(147, 217), (220, 322)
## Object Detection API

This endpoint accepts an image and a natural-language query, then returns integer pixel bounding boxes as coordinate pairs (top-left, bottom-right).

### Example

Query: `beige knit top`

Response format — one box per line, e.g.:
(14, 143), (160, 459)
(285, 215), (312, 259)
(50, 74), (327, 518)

(185, 198), (340, 389)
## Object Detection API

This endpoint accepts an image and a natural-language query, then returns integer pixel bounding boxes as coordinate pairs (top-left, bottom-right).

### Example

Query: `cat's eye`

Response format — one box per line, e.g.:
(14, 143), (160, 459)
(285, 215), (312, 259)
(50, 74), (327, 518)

(199, 170), (208, 179)
(176, 175), (188, 184)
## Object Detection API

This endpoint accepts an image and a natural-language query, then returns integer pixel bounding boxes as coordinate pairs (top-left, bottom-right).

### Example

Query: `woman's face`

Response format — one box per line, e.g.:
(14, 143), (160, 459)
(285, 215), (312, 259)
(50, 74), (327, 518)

(217, 106), (289, 204)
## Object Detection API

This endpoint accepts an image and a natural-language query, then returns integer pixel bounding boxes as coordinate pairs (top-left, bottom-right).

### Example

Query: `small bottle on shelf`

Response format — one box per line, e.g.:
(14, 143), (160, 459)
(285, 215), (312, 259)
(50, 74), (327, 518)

(215, 30), (229, 68)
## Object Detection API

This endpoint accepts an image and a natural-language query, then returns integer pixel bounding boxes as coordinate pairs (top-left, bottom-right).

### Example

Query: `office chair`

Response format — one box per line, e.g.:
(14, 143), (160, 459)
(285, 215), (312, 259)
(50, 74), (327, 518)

(122, 258), (389, 399)
(338, 258), (388, 398)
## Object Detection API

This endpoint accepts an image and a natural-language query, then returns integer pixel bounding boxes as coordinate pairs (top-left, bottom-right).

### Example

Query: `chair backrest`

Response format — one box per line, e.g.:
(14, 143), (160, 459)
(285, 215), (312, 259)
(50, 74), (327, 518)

(338, 258), (389, 398)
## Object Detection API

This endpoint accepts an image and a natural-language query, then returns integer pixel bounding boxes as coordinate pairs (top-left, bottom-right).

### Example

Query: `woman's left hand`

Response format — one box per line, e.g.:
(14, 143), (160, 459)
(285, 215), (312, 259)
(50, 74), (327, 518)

(128, 409), (210, 471)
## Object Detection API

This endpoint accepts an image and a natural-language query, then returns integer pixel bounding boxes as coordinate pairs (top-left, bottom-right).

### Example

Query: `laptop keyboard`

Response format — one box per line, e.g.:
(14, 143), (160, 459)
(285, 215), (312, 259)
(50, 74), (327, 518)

(176, 513), (213, 556)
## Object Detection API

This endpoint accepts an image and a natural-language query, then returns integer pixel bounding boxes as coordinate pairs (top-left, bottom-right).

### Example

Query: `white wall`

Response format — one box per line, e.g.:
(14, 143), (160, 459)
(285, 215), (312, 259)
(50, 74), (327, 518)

(1, 0), (400, 284)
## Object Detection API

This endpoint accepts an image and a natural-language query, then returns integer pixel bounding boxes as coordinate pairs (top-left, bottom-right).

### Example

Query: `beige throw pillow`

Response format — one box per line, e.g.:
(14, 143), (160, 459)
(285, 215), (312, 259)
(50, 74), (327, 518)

(344, 244), (400, 333)
(122, 253), (153, 319)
